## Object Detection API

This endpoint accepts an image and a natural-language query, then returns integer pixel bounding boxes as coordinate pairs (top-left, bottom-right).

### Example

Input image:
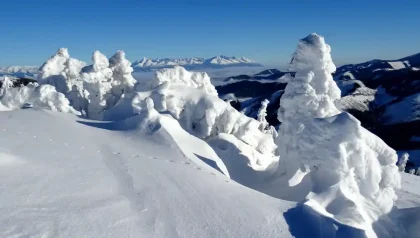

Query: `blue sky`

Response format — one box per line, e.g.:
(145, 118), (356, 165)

(0, 0), (419, 67)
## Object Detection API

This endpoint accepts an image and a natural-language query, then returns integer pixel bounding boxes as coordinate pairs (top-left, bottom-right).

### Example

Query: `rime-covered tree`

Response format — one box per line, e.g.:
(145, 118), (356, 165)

(109, 50), (136, 96)
(81, 51), (113, 119)
(397, 153), (409, 172)
(257, 99), (269, 131)
(276, 33), (400, 236)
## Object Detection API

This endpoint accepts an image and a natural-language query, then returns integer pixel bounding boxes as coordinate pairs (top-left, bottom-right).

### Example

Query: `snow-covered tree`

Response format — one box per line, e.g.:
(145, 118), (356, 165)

(257, 99), (269, 131)
(416, 168), (420, 176)
(152, 66), (217, 96)
(397, 153), (409, 172)
(81, 51), (113, 119)
(37, 48), (70, 90)
(408, 168), (415, 174)
(109, 50), (136, 96)
(0, 77), (14, 96)
(276, 33), (400, 235)
(38, 48), (139, 120)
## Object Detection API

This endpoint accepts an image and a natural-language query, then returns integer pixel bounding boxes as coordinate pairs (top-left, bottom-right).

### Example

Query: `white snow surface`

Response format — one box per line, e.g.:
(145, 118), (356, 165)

(388, 61), (407, 70)
(0, 109), (294, 238)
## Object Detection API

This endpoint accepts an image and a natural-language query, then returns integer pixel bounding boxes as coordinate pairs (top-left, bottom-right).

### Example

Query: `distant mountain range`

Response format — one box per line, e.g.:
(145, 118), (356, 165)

(0, 56), (262, 77)
(131, 55), (262, 71)
(216, 52), (420, 170)
(0, 66), (38, 78)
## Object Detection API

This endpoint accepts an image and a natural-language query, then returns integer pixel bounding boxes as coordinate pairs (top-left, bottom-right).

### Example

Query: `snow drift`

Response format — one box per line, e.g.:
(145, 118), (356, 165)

(276, 33), (400, 237)
(106, 66), (279, 171)
(150, 66), (217, 96)
(0, 76), (79, 114)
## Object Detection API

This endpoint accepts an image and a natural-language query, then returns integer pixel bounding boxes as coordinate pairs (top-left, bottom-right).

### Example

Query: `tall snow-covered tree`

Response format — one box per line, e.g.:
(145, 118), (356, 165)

(109, 50), (136, 96)
(397, 153), (409, 172)
(0, 77), (14, 96)
(257, 99), (269, 131)
(37, 48), (70, 91)
(276, 33), (400, 236)
(81, 51), (113, 119)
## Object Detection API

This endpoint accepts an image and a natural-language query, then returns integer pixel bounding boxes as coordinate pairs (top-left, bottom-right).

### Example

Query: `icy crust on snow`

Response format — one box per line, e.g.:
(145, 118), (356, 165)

(0, 78), (79, 114)
(276, 33), (400, 236)
(151, 66), (218, 96)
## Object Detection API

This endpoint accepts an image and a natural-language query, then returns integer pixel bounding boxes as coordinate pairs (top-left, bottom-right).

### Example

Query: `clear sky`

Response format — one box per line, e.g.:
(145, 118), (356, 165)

(0, 0), (419, 67)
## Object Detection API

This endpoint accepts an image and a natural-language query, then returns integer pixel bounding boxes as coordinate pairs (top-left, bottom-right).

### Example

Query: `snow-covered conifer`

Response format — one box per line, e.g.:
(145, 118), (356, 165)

(276, 33), (400, 234)
(398, 153), (409, 172)
(81, 51), (113, 119)
(257, 99), (269, 131)
(408, 168), (415, 174)
(109, 50), (136, 96)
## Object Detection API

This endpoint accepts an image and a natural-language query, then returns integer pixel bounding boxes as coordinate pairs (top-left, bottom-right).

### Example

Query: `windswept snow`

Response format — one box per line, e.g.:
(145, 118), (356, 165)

(0, 109), (293, 238)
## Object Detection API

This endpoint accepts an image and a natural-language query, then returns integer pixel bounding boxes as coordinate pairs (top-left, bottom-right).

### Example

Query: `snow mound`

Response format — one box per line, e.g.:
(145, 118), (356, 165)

(0, 77), (79, 114)
(276, 33), (400, 237)
(151, 66), (217, 96)
(105, 67), (278, 171)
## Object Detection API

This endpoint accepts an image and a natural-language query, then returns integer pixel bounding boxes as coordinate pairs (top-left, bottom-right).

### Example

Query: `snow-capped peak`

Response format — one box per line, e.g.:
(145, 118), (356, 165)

(203, 55), (256, 65)
(0, 66), (39, 78)
(131, 55), (261, 71)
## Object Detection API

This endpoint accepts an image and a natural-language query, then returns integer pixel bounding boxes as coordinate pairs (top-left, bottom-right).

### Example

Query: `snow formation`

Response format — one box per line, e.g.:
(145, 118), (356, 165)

(276, 33), (401, 236)
(398, 153), (410, 172)
(36, 48), (139, 119)
(0, 77), (79, 114)
(151, 66), (217, 96)
(106, 67), (279, 171)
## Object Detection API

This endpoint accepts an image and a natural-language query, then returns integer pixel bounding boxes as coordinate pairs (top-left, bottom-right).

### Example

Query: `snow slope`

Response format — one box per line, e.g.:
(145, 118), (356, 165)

(0, 109), (295, 238)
